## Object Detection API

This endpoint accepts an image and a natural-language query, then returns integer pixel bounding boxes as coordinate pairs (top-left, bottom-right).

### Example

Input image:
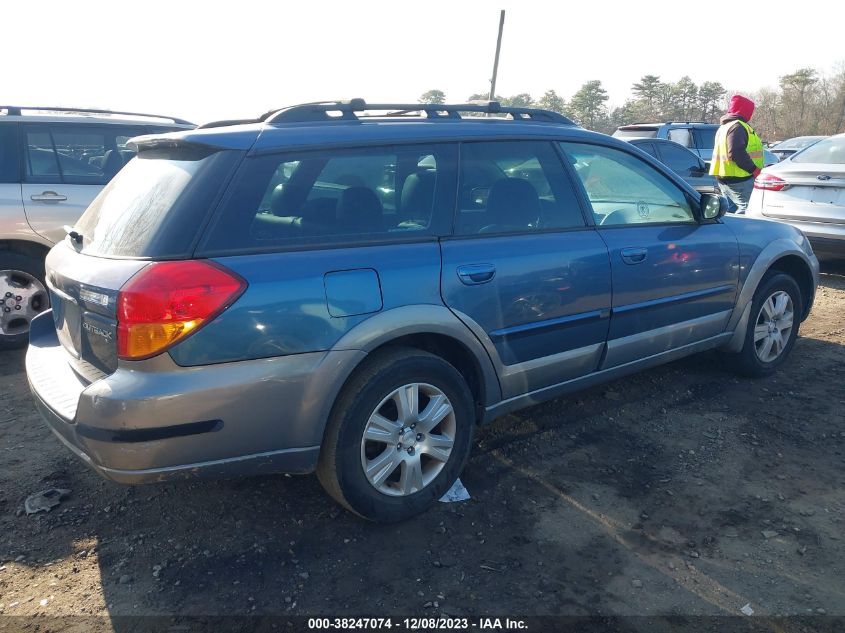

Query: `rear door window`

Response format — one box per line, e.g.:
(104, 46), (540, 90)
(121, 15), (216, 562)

(201, 144), (457, 254)
(24, 125), (145, 185)
(455, 141), (585, 235)
(657, 142), (701, 174)
(632, 141), (658, 158)
(667, 128), (692, 148)
(693, 128), (717, 152)
(0, 124), (21, 182)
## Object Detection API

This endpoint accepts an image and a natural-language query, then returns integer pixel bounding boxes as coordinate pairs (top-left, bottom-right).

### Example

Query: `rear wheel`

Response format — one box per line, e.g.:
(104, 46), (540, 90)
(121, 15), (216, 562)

(730, 272), (802, 377)
(317, 347), (474, 522)
(0, 253), (50, 350)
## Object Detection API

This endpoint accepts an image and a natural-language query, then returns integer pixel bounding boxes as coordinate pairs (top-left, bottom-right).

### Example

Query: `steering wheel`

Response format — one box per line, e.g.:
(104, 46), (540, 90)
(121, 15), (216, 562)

(599, 209), (628, 226)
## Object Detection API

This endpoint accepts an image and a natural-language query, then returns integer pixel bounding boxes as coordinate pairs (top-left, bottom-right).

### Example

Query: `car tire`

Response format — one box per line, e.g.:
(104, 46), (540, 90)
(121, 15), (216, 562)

(317, 346), (475, 522)
(0, 253), (50, 351)
(730, 272), (803, 378)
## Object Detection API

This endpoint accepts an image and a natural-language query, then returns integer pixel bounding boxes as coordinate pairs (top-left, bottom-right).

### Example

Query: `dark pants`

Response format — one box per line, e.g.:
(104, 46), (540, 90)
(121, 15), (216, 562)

(718, 177), (755, 214)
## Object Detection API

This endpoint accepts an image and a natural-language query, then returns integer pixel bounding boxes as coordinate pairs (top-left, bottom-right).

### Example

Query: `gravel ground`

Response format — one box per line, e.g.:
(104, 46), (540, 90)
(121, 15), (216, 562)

(1, 262), (843, 630)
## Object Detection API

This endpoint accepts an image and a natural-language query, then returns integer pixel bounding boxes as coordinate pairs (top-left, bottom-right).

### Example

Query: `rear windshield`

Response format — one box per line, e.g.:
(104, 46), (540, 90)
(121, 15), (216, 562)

(74, 147), (240, 258)
(791, 136), (845, 164)
(613, 128), (658, 139)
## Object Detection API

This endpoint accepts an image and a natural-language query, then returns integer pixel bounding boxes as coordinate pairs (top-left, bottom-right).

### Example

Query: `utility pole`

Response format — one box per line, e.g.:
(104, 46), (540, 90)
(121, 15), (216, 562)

(488, 10), (505, 102)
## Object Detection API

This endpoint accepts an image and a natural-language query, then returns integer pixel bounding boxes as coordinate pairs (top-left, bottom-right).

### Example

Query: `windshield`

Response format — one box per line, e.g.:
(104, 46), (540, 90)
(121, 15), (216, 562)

(778, 136), (825, 151)
(74, 148), (239, 258)
(791, 136), (845, 164)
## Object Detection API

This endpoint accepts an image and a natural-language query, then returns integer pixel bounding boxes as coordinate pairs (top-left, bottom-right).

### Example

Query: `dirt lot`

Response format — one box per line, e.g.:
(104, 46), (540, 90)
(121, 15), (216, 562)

(1, 264), (844, 629)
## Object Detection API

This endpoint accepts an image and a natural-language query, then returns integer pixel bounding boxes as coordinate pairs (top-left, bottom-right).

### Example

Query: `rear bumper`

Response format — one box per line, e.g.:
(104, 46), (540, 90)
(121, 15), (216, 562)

(26, 311), (364, 484)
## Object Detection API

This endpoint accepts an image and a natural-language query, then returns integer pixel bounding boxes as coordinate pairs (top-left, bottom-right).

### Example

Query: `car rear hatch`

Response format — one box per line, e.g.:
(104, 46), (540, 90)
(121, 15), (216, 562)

(42, 141), (244, 378)
(759, 164), (845, 225)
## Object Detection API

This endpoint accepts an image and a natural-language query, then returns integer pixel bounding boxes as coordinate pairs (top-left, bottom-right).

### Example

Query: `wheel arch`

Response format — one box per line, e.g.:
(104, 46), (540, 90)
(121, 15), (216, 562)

(0, 238), (51, 262)
(723, 240), (818, 353)
(767, 254), (814, 320)
(327, 305), (503, 425)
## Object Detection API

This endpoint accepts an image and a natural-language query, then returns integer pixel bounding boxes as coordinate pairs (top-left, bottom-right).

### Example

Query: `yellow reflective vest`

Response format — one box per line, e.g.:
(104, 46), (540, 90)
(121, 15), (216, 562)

(710, 119), (764, 178)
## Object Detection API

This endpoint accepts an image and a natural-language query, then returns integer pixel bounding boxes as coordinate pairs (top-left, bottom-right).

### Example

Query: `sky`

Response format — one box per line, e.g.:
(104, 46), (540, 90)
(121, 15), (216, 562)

(4, 0), (844, 125)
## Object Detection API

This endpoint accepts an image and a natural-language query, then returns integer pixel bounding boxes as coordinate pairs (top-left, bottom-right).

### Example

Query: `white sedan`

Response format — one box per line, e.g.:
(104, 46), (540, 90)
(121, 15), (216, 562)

(747, 133), (845, 258)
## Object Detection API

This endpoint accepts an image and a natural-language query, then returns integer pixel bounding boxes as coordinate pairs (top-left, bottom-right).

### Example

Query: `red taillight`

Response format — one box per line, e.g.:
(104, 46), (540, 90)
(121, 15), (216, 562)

(117, 261), (247, 360)
(754, 173), (788, 191)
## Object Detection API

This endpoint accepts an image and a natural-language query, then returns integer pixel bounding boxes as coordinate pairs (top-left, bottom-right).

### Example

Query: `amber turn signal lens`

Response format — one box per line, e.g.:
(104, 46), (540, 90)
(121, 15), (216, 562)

(117, 261), (246, 360)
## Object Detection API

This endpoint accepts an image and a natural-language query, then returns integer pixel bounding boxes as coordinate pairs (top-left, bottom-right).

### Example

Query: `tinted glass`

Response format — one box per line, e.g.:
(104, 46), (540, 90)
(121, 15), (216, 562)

(203, 144), (456, 253)
(667, 128), (692, 147)
(24, 125), (145, 185)
(560, 142), (695, 226)
(613, 128), (658, 139)
(791, 136), (845, 164)
(693, 128), (717, 150)
(657, 142), (700, 173)
(631, 141), (658, 158)
(0, 125), (19, 183)
(74, 148), (239, 257)
(455, 141), (584, 235)
(776, 137), (813, 150)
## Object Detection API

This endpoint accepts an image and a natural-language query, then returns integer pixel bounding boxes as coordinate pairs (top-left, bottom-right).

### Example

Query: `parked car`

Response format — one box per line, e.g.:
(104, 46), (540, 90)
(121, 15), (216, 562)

(27, 100), (819, 522)
(747, 133), (845, 258)
(0, 106), (194, 349)
(613, 122), (779, 167)
(769, 135), (827, 161)
(625, 138), (718, 194)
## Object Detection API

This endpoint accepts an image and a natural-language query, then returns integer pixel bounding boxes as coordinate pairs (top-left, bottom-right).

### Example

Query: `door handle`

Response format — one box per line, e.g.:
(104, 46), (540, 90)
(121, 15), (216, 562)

(457, 264), (496, 285)
(30, 191), (67, 202)
(620, 248), (647, 265)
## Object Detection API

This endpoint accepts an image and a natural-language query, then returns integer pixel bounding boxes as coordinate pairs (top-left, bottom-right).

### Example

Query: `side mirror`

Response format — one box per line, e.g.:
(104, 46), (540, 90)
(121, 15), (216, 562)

(700, 193), (728, 220)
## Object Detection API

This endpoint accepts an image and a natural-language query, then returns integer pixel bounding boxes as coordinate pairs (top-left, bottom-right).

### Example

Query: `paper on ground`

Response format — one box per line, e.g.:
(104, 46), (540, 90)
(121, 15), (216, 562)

(439, 478), (470, 503)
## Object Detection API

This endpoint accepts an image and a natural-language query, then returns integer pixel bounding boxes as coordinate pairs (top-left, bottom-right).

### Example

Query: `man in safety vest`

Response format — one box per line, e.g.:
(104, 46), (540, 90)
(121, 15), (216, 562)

(709, 94), (764, 213)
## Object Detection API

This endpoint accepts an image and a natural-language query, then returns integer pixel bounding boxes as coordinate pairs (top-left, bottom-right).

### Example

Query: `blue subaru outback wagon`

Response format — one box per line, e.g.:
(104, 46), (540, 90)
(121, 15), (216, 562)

(26, 100), (819, 521)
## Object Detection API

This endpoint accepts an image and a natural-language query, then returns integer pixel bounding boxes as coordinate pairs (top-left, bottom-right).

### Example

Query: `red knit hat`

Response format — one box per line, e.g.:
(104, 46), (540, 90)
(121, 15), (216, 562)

(728, 95), (755, 121)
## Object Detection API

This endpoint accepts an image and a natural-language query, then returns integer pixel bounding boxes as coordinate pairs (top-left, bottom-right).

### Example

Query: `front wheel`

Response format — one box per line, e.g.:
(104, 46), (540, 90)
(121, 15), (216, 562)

(730, 272), (803, 377)
(317, 347), (474, 522)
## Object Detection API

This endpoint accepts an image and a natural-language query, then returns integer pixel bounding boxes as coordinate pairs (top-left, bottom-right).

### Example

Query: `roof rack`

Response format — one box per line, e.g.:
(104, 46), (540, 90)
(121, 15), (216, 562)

(0, 105), (193, 126)
(245, 98), (574, 126)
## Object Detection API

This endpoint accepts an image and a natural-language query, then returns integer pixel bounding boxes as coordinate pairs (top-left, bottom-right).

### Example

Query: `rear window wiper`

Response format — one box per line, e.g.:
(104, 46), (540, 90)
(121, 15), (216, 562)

(63, 225), (83, 245)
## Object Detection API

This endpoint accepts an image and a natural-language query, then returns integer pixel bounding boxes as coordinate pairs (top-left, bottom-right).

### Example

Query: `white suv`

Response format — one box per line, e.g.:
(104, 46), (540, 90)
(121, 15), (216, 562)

(0, 106), (193, 348)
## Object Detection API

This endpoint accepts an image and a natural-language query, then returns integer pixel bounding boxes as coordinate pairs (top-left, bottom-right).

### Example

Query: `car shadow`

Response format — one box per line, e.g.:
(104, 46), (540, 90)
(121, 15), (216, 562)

(1, 271), (843, 627)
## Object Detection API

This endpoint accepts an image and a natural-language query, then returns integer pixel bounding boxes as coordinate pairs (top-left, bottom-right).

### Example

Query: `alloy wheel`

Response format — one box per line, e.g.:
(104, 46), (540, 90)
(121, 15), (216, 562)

(754, 290), (794, 363)
(360, 382), (456, 497)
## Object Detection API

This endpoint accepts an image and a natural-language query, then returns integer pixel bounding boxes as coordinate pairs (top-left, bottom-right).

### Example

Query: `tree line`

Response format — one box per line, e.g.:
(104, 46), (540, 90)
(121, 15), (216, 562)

(419, 64), (845, 141)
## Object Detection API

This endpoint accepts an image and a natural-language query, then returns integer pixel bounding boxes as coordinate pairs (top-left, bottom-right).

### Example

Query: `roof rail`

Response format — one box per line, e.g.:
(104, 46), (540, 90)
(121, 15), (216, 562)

(0, 105), (193, 126)
(256, 99), (575, 126)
